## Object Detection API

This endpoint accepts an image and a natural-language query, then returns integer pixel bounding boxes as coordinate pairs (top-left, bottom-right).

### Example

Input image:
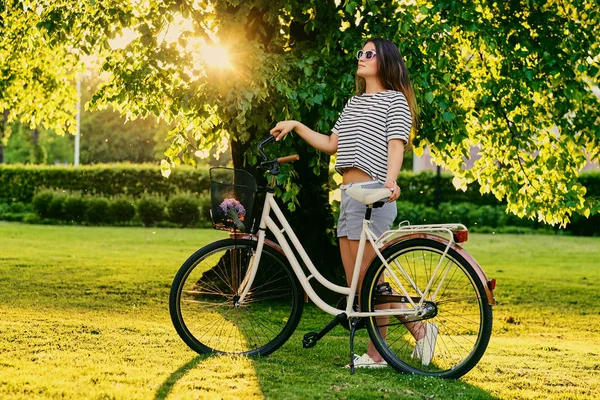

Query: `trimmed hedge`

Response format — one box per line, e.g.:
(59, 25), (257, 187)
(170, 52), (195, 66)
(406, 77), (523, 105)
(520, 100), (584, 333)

(0, 163), (209, 203)
(394, 201), (600, 236)
(2, 164), (598, 209)
(2, 164), (599, 234)
(395, 172), (499, 206)
(3, 192), (599, 235)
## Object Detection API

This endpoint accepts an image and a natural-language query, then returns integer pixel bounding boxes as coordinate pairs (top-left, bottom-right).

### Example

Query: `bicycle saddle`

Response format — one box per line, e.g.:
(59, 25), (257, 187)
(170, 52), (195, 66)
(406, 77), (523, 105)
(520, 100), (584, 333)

(346, 186), (391, 205)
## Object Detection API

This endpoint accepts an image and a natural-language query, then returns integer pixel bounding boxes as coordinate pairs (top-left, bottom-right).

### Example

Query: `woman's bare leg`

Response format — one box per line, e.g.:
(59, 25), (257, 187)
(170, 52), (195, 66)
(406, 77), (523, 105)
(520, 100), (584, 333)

(340, 237), (426, 362)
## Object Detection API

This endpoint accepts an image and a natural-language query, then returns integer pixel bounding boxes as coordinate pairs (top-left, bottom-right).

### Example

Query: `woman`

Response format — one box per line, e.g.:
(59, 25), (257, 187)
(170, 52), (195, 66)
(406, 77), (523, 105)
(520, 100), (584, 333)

(270, 38), (437, 368)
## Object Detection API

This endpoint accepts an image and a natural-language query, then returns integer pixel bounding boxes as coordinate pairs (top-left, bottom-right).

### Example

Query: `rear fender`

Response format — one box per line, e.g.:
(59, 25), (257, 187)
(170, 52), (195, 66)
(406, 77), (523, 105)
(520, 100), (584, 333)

(379, 233), (496, 306)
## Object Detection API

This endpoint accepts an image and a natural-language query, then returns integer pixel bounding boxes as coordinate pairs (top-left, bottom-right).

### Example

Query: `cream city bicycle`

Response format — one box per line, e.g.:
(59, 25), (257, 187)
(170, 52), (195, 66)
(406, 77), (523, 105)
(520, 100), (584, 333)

(169, 136), (496, 378)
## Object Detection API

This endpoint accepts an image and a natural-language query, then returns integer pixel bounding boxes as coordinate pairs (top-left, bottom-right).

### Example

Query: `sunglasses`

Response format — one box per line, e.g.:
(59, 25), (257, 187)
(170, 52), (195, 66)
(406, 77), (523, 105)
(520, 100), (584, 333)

(356, 50), (376, 60)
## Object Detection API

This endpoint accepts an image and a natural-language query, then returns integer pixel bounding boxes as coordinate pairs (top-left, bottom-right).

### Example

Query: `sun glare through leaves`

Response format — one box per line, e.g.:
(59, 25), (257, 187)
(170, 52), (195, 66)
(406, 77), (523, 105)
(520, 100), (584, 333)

(108, 15), (234, 77)
(198, 44), (233, 69)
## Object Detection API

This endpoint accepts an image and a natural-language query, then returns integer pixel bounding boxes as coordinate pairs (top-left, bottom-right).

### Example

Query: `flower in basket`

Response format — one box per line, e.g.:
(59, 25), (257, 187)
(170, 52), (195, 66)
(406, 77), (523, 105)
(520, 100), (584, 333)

(219, 198), (246, 231)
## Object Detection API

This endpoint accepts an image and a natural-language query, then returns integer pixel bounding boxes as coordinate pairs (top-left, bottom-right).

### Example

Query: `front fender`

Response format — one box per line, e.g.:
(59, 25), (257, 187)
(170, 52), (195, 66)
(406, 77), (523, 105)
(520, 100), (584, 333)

(231, 233), (286, 256)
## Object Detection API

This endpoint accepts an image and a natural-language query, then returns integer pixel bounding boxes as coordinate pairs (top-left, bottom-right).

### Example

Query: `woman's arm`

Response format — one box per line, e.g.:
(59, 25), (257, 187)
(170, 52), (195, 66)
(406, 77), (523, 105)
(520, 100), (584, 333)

(270, 120), (338, 155)
(384, 139), (405, 202)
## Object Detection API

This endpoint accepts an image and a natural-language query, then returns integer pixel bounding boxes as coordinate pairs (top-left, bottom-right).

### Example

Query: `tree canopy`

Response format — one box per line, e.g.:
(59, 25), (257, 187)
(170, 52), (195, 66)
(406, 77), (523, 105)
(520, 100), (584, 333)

(1, 0), (599, 226)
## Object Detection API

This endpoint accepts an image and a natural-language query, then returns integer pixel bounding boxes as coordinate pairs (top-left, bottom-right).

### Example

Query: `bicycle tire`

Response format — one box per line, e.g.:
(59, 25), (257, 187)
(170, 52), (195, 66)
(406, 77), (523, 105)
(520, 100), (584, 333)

(360, 238), (492, 378)
(170, 238), (304, 356)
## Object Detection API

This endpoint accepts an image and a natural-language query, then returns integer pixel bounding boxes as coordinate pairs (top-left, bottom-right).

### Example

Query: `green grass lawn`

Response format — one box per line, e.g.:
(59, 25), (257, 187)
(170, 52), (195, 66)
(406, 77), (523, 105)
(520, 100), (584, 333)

(1, 222), (599, 399)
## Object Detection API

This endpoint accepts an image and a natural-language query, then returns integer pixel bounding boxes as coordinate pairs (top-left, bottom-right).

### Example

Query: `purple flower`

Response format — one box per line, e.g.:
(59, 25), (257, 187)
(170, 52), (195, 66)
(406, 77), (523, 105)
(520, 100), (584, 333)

(218, 198), (246, 230)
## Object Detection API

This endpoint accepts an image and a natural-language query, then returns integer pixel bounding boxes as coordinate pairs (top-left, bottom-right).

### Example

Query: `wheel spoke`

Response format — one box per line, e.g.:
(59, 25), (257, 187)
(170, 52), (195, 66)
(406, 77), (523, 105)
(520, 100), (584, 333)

(171, 240), (302, 357)
(362, 240), (492, 378)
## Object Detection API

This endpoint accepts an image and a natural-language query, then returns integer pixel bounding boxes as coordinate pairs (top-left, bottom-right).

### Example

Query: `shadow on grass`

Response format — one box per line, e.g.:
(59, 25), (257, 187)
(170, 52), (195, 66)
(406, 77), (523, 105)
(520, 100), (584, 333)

(249, 308), (501, 400)
(154, 355), (208, 400)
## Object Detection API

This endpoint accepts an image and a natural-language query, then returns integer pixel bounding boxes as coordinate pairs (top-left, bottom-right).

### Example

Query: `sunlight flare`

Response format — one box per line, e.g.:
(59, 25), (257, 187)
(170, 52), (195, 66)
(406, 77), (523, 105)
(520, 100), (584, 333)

(198, 44), (233, 69)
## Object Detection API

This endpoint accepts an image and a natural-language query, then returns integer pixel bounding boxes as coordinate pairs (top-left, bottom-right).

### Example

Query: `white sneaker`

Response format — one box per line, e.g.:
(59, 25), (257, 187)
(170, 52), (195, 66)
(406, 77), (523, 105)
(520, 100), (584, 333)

(411, 322), (438, 366)
(345, 353), (388, 369)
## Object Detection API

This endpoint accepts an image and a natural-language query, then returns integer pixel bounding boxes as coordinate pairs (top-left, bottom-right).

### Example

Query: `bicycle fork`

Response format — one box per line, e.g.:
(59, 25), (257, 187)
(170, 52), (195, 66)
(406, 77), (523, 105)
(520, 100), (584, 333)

(233, 230), (266, 307)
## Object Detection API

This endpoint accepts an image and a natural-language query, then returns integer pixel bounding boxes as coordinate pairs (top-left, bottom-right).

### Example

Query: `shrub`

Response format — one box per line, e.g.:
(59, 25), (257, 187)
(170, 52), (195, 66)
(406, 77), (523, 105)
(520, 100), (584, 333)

(198, 190), (212, 226)
(137, 196), (167, 226)
(85, 197), (110, 224)
(396, 201), (438, 225)
(568, 212), (600, 236)
(493, 226), (537, 235)
(470, 205), (507, 228)
(438, 202), (473, 226)
(63, 195), (87, 223)
(0, 202), (30, 219)
(108, 198), (136, 224)
(8, 202), (29, 214)
(22, 213), (40, 224)
(47, 194), (67, 220)
(168, 193), (200, 227)
(32, 190), (56, 219)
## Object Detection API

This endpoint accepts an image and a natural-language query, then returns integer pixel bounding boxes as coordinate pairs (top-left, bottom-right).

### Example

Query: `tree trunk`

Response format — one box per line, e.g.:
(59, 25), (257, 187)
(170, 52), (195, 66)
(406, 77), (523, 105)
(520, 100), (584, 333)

(0, 110), (8, 164)
(224, 4), (344, 301)
(30, 128), (47, 164)
(230, 129), (344, 302)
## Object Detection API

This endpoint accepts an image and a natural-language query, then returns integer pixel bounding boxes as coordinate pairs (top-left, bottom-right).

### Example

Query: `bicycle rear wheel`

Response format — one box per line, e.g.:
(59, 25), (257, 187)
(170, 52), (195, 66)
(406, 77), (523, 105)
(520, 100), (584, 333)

(170, 238), (304, 356)
(360, 238), (492, 378)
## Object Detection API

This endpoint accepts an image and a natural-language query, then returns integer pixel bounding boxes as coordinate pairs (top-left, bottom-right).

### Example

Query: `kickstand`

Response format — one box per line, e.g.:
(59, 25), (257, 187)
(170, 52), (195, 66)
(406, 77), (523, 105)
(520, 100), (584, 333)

(348, 318), (361, 375)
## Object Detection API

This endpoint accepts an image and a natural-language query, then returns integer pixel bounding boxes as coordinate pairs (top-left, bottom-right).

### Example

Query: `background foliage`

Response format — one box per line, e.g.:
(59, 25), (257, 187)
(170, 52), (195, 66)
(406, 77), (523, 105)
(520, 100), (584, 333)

(2, 163), (599, 206)
(1, 165), (598, 235)
(4, 0), (596, 223)
(1, 1), (599, 278)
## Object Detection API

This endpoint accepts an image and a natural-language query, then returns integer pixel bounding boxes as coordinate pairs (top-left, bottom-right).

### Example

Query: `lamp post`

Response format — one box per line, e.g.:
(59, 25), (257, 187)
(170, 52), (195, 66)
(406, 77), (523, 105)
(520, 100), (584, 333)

(74, 75), (81, 166)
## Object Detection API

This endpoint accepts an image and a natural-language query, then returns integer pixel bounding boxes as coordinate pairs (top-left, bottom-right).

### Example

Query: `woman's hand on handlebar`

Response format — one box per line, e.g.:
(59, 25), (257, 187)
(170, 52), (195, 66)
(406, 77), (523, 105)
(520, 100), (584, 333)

(270, 120), (298, 141)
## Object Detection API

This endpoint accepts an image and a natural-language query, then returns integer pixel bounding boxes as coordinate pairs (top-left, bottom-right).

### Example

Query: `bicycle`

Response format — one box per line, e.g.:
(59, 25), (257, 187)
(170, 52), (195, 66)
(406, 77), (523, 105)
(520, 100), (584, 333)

(169, 136), (496, 378)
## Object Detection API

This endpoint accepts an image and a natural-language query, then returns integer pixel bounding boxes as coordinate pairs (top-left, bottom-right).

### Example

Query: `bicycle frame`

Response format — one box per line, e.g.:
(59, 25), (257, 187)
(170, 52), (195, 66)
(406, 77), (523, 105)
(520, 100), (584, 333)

(235, 190), (470, 319)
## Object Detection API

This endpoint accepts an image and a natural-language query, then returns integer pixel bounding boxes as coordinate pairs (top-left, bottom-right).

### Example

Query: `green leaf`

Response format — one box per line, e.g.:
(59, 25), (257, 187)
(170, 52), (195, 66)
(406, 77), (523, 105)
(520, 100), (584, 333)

(443, 112), (455, 122)
(425, 92), (434, 104)
(345, 1), (357, 14)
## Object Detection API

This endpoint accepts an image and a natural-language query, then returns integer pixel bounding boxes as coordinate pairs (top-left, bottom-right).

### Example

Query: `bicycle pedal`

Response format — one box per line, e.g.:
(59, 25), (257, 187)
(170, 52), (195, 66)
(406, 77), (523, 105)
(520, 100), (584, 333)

(302, 332), (319, 348)
(376, 282), (393, 294)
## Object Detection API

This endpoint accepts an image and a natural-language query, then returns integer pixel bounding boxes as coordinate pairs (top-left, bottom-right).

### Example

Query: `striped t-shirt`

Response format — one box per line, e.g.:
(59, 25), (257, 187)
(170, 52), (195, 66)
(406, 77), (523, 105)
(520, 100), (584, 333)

(332, 90), (412, 183)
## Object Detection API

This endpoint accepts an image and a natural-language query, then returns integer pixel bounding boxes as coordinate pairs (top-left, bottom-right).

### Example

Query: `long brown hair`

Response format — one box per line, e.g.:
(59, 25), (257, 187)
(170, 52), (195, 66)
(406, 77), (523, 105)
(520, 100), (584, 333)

(356, 38), (419, 139)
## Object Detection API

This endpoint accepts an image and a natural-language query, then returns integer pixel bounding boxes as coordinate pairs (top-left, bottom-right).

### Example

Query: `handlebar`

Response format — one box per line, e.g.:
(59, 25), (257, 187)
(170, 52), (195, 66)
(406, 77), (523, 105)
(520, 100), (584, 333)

(277, 154), (300, 163)
(258, 135), (300, 174)
(258, 136), (276, 161)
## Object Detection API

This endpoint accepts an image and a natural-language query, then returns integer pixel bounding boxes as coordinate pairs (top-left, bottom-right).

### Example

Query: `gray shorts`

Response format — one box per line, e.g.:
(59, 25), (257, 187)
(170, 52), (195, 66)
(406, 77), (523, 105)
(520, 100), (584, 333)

(337, 181), (397, 240)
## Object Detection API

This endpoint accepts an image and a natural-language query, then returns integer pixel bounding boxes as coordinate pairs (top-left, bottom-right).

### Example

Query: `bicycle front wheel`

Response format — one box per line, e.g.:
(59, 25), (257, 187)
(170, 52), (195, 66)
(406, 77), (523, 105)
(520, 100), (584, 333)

(361, 238), (492, 378)
(170, 238), (304, 356)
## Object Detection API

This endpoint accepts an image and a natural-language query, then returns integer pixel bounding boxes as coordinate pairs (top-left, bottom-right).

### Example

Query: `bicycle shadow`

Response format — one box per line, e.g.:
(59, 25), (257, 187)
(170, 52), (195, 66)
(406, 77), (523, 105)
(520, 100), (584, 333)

(154, 355), (208, 400)
(248, 312), (500, 399)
